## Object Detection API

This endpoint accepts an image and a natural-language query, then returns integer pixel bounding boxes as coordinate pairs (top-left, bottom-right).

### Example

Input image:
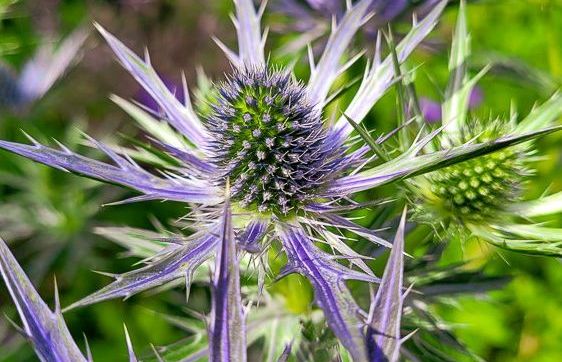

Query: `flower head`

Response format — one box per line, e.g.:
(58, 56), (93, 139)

(405, 1), (562, 256)
(423, 120), (528, 220)
(208, 67), (349, 215)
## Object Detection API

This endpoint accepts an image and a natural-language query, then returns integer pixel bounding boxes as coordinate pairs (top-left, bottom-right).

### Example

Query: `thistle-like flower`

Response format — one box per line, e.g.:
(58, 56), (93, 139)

(0, 0), (559, 360)
(406, 1), (562, 256)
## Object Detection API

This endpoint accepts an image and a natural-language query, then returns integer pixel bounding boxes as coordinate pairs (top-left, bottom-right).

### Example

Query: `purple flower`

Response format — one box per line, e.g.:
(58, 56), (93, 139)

(0, 0), (555, 360)
(271, 0), (443, 43)
(421, 86), (483, 123)
(136, 74), (185, 114)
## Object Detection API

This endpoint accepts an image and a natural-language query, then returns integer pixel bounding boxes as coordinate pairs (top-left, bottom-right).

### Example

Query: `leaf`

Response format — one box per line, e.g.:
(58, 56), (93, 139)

(307, 0), (371, 105)
(277, 222), (377, 361)
(0, 137), (222, 204)
(233, 0), (266, 67)
(332, 1), (447, 138)
(510, 191), (562, 218)
(441, 0), (475, 140)
(367, 208), (407, 362)
(0, 238), (87, 362)
(328, 125), (562, 195)
(469, 222), (562, 257)
(18, 26), (89, 102)
(64, 230), (219, 311)
(96, 24), (208, 147)
(209, 184), (247, 362)
(514, 92), (562, 135)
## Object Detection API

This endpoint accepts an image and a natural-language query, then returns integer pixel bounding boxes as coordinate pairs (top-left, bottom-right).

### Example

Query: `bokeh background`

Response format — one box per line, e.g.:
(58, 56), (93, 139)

(0, 0), (561, 361)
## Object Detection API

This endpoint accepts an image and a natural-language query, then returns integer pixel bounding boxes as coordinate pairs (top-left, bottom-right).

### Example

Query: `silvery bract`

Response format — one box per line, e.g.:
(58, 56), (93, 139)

(0, 0), (560, 361)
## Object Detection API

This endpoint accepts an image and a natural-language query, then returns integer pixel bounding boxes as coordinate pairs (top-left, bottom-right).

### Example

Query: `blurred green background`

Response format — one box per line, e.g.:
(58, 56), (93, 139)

(0, 0), (561, 361)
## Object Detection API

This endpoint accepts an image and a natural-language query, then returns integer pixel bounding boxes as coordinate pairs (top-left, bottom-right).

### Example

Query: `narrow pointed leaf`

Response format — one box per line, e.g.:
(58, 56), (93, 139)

(367, 209), (407, 362)
(111, 95), (191, 151)
(0, 138), (221, 204)
(441, 0), (474, 140)
(209, 186), (247, 362)
(0, 238), (87, 362)
(315, 212), (392, 248)
(328, 125), (562, 195)
(307, 0), (371, 106)
(514, 92), (562, 135)
(469, 223), (562, 257)
(511, 191), (562, 218)
(95, 24), (208, 147)
(234, 0), (266, 67)
(18, 26), (89, 102)
(277, 223), (375, 361)
(65, 231), (219, 311)
(342, 114), (388, 162)
(332, 1), (447, 138)
(94, 226), (168, 258)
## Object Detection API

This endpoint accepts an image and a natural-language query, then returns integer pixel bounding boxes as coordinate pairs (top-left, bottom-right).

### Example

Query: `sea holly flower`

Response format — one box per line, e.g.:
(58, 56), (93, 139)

(0, 0), (558, 360)
(404, 1), (562, 256)
(0, 25), (88, 111)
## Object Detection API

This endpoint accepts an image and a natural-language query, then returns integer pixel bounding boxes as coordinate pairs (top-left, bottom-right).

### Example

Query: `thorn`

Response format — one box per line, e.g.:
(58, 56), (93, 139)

(102, 194), (158, 207)
(124, 324), (137, 362)
(91, 269), (119, 279)
(185, 271), (192, 304)
(4, 314), (26, 337)
(52, 138), (72, 154)
(53, 276), (61, 314)
(150, 344), (165, 362)
(83, 333), (93, 362)
(143, 47), (151, 64)
(20, 130), (40, 146)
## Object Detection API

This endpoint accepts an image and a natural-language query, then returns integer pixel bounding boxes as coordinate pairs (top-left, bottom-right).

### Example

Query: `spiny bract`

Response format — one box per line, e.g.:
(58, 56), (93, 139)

(207, 67), (348, 215)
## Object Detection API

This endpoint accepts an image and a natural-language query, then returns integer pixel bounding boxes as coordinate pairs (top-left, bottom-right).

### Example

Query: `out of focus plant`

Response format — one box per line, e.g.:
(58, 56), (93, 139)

(0, 1), (560, 362)
(269, 0), (444, 55)
(0, 24), (87, 111)
(0, 125), (105, 279)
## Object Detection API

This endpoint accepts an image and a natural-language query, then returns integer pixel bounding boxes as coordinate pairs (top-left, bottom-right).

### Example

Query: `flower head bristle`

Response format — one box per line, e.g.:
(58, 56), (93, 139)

(424, 120), (527, 221)
(206, 67), (347, 216)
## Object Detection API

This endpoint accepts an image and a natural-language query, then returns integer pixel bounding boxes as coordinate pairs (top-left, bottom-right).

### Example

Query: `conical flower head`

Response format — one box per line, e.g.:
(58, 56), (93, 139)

(208, 67), (347, 215)
(425, 121), (527, 221)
